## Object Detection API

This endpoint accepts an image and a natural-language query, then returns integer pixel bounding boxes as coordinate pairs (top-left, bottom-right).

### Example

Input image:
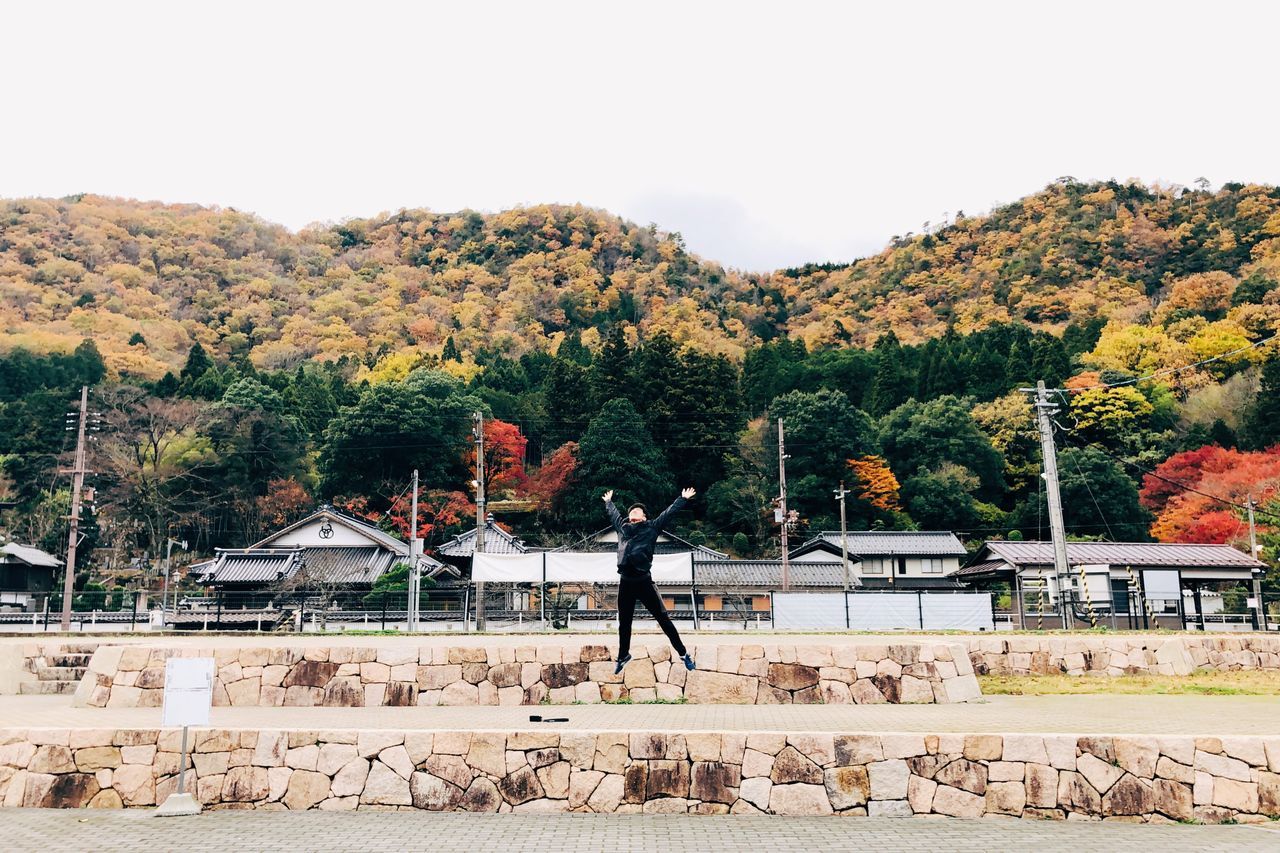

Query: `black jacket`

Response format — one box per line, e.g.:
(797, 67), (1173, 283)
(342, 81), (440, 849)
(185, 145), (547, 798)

(606, 496), (687, 579)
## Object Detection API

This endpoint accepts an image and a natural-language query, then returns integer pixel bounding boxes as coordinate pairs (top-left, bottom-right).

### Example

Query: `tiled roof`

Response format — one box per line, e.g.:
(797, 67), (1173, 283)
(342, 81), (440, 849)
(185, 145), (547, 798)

(193, 549), (301, 584)
(953, 560), (1009, 577)
(252, 505), (411, 555)
(437, 521), (526, 557)
(653, 560), (854, 589)
(0, 543), (62, 567)
(791, 531), (968, 558)
(974, 541), (1264, 570)
(298, 546), (397, 585)
(190, 545), (444, 586)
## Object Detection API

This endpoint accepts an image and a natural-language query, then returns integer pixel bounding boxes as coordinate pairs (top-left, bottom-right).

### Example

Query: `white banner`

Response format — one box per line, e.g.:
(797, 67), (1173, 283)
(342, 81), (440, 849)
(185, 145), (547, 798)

(849, 593), (922, 630)
(920, 593), (994, 631)
(471, 552), (694, 583)
(772, 592), (848, 629)
(471, 552), (546, 582)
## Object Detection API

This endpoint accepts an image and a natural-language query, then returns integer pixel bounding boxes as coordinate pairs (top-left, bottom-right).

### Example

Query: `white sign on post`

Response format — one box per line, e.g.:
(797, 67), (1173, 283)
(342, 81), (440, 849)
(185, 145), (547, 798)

(162, 658), (214, 727)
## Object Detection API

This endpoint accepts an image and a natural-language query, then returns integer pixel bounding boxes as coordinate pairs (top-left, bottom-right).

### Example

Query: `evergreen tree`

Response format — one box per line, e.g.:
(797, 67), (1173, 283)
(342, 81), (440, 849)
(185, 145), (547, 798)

(71, 339), (106, 385)
(965, 344), (1008, 400)
(180, 343), (213, 381)
(153, 372), (180, 398)
(542, 358), (594, 448)
(1062, 317), (1106, 356)
(865, 331), (911, 416)
(928, 350), (964, 399)
(442, 336), (462, 362)
(769, 388), (879, 527)
(1004, 337), (1034, 389)
(879, 395), (1006, 501)
(556, 331), (592, 366)
(1243, 355), (1280, 449)
(590, 326), (634, 409)
(562, 398), (674, 531)
(1031, 335), (1071, 387)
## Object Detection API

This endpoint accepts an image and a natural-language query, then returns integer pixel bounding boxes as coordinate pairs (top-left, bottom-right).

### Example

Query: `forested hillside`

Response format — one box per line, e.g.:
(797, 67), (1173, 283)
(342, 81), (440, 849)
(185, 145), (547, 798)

(4, 180), (1279, 377)
(2, 180), (1280, 587)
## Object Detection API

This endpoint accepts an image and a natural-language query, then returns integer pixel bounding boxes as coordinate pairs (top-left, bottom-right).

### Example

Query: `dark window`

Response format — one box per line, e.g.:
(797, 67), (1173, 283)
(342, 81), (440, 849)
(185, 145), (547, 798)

(896, 558), (906, 575)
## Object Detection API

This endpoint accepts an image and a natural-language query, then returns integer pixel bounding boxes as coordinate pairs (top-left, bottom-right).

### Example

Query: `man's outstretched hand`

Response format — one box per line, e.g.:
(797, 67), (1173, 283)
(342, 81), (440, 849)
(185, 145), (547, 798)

(681, 487), (696, 500)
(602, 490), (614, 502)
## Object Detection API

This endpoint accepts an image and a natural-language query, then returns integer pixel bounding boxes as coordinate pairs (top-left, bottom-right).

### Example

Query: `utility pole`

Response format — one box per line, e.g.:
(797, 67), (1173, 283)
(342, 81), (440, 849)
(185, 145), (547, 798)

(160, 537), (188, 624)
(1247, 497), (1266, 631)
(1025, 381), (1071, 629)
(408, 469), (420, 632)
(61, 385), (89, 631)
(473, 412), (486, 631)
(778, 417), (791, 592)
(834, 482), (851, 591)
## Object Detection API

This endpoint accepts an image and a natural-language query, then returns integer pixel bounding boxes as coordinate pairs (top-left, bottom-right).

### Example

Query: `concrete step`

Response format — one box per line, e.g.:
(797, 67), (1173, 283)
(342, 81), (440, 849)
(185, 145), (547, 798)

(37, 666), (87, 681)
(19, 680), (79, 695)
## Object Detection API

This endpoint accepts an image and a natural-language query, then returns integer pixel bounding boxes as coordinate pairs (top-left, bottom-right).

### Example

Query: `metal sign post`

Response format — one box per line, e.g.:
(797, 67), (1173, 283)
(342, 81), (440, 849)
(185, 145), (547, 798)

(154, 657), (214, 817)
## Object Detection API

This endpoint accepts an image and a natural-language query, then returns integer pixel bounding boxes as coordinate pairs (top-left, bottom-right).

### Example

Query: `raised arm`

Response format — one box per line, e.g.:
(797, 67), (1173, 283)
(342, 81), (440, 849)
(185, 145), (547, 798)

(652, 488), (696, 531)
(602, 490), (624, 533)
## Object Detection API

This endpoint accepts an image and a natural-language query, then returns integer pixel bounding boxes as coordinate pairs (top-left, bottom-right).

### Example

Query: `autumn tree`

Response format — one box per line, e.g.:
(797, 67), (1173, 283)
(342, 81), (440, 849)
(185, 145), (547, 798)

(847, 455), (901, 513)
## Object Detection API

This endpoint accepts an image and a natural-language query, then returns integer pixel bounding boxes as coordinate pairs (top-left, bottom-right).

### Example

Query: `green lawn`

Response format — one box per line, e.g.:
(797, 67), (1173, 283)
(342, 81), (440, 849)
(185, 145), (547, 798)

(979, 669), (1280, 696)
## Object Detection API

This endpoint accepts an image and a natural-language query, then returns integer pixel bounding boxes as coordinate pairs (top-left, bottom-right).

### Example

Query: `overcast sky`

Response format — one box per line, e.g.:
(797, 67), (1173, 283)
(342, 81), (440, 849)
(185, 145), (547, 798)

(5, 1), (1278, 271)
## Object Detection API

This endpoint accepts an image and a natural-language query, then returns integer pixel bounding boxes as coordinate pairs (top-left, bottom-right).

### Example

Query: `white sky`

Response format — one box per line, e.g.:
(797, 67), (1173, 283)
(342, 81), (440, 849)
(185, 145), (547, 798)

(4, 1), (1277, 271)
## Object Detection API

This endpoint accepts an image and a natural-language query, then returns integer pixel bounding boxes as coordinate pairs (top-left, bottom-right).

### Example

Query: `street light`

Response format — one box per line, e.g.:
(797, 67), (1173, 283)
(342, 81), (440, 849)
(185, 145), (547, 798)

(161, 538), (188, 625)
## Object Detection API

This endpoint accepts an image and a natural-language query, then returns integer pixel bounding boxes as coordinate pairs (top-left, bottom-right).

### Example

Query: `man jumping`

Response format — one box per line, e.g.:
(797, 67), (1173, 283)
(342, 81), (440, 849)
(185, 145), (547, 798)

(604, 488), (698, 675)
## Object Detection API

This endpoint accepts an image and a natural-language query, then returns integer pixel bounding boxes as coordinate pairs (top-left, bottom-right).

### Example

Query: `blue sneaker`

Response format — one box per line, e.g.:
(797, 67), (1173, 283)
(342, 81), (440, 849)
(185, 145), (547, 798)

(613, 653), (632, 676)
(682, 653), (696, 671)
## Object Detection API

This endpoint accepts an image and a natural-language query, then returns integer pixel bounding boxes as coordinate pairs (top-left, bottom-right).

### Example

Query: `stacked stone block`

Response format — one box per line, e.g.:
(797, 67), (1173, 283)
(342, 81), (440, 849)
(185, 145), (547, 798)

(75, 642), (981, 708)
(965, 635), (1280, 677)
(2, 728), (1277, 822)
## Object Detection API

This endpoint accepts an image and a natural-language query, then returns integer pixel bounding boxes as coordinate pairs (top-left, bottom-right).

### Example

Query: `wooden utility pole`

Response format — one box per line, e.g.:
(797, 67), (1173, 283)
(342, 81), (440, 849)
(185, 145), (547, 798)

(835, 482), (851, 591)
(61, 385), (89, 631)
(473, 412), (486, 631)
(408, 469), (420, 632)
(778, 418), (791, 591)
(1025, 381), (1071, 629)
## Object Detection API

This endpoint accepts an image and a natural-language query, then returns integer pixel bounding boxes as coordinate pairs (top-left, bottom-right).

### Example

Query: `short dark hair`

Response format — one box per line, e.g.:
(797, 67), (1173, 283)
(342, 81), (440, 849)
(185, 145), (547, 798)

(628, 503), (647, 515)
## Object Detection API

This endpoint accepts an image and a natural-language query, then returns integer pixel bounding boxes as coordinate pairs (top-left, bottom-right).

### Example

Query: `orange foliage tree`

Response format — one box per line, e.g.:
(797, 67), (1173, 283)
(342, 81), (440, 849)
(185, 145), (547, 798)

(847, 455), (902, 513)
(1142, 446), (1280, 544)
(255, 478), (312, 530)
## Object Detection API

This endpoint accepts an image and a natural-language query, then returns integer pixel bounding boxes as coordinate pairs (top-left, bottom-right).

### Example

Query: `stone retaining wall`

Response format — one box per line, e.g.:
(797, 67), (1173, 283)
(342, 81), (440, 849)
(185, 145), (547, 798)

(2, 727), (1277, 823)
(75, 642), (980, 708)
(965, 635), (1280, 677)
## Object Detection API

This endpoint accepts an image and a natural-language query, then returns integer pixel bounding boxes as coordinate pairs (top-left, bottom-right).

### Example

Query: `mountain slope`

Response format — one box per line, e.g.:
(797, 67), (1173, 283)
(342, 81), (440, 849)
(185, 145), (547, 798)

(2, 180), (1278, 379)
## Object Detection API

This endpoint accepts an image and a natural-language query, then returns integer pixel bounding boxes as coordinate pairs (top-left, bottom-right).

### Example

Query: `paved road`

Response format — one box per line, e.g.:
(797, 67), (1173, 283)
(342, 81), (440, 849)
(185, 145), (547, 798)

(4, 693), (1279, 735)
(7, 809), (1279, 852)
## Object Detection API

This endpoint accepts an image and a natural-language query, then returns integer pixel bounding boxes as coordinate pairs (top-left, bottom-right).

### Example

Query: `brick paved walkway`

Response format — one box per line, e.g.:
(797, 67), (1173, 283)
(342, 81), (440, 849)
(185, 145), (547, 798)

(7, 809), (1279, 852)
(4, 693), (1278, 735)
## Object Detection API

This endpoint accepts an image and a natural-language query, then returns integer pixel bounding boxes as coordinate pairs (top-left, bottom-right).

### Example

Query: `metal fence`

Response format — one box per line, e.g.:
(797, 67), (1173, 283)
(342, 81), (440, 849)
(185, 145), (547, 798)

(3, 587), (1278, 633)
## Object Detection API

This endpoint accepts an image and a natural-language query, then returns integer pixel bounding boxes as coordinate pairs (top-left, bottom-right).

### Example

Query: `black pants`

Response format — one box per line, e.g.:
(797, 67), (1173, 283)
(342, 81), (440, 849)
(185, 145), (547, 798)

(617, 574), (687, 658)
